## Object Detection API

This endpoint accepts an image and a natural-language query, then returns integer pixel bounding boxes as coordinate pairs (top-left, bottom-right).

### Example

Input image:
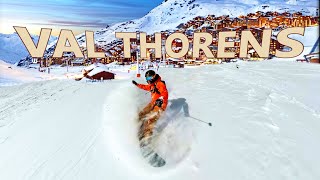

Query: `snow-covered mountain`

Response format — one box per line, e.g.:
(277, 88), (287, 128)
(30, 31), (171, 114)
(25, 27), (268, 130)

(73, 0), (319, 47)
(0, 33), (57, 64)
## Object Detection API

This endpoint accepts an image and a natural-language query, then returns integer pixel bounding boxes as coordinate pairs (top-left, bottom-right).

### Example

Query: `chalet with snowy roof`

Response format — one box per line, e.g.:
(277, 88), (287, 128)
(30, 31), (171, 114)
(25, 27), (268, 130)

(71, 58), (85, 66)
(246, 17), (260, 28)
(232, 17), (243, 27)
(247, 13), (256, 18)
(32, 57), (39, 64)
(108, 49), (117, 58)
(194, 16), (205, 21)
(281, 12), (291, 17)
(256, 11), (264, 16)
(114, 46), (122, 52)
(206, 15), (215, 21)
(80, 64), (115, 81)
(293, 12), (303, 17)
(105, 51), (112, 57)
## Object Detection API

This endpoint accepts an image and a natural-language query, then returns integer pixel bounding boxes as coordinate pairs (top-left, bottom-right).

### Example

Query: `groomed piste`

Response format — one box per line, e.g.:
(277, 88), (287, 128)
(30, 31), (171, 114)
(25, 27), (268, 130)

(0, 60), (320, 180)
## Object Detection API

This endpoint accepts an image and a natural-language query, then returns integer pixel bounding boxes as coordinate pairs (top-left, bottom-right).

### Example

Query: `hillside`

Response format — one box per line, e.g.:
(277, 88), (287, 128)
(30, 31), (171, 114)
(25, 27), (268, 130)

(0, 33), (56, 64)
(73, 0), (319, 47)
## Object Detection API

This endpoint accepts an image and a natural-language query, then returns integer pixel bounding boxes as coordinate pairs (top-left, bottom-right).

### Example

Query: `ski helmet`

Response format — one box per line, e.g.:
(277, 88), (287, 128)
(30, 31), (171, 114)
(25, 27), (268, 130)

(145, 70), (156, 78)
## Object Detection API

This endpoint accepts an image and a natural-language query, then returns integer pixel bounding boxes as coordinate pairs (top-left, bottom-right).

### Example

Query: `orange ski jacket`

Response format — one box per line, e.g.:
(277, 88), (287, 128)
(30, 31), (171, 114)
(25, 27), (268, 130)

(136, 74), (168, 110)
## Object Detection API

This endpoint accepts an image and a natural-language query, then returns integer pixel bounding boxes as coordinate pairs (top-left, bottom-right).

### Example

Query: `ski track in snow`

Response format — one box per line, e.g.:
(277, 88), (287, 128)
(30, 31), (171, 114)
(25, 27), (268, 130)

(0, 61), (320, 180)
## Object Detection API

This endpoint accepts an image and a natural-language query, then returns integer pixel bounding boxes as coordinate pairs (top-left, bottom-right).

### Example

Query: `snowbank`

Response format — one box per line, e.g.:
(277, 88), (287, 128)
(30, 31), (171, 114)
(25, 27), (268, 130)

(0, 60), (44, 86)
(0, 60), (82, 86)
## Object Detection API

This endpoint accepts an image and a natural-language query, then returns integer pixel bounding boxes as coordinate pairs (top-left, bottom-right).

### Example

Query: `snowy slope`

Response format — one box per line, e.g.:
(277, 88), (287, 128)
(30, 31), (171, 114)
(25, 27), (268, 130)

(0, 59), (135, 86)
(0, 33), (56, 64)
(0, 61), (320, 180)
(0, 60), (50, 86)
(73, 0), (319, 47)
(0, 59), (84, 86)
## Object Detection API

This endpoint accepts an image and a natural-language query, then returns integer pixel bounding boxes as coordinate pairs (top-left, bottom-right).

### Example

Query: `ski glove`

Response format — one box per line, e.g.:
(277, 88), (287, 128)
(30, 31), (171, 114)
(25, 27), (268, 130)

(132, 80), (138, 85)
(155, 99), (163, 108)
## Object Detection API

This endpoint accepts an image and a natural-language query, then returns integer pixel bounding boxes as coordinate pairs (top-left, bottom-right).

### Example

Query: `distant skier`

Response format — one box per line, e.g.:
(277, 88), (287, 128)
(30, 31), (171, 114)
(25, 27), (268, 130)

(132, 70), (168, 139)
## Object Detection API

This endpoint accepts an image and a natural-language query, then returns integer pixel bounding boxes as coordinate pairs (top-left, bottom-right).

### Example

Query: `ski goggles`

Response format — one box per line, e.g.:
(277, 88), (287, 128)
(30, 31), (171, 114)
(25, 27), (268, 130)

(146, 76), (153, 81)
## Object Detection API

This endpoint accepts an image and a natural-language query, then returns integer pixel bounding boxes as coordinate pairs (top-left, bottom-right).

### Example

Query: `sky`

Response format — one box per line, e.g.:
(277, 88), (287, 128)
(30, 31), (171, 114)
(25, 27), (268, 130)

(0, 0), (163, 36)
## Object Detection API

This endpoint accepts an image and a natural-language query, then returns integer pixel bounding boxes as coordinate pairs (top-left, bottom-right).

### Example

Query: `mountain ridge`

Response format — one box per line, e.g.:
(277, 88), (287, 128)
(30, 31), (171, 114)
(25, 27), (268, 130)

(75, 0), (318, 47)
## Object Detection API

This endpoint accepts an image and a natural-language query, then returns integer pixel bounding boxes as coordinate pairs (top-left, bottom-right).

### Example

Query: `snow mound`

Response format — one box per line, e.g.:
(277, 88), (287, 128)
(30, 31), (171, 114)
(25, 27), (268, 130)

(0, 60), (42, 86)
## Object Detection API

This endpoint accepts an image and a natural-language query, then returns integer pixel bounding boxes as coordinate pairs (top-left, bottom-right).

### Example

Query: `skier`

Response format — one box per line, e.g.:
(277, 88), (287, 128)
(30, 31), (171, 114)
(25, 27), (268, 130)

(132, 70), (168, 140)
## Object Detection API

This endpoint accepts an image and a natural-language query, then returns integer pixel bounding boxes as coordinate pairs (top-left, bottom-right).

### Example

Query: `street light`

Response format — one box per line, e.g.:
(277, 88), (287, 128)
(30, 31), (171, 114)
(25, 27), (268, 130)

(162, 38), (166, 67)
(136, 48), (140, 77)
(67, 58), (69, 72)
(136, 31), (141, 78)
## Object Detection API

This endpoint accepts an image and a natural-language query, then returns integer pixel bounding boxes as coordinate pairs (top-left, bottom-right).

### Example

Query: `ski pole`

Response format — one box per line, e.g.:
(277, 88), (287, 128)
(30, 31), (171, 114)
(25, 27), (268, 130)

(189, 116), (212, 126)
